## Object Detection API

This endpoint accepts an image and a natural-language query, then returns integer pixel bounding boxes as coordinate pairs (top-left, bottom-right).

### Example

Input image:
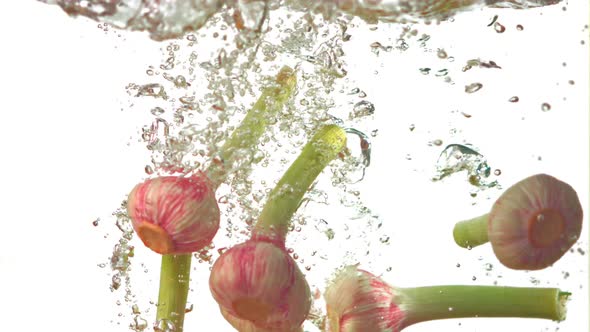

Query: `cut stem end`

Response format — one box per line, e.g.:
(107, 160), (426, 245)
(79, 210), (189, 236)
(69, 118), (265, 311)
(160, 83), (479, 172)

(136, 222), (174, 254)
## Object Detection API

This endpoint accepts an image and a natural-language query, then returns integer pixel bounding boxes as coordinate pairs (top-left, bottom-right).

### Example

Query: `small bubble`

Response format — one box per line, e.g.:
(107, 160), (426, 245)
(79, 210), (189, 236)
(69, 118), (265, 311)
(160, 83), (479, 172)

(494, 22), (506, 33)
(145, 165), (154, 175)
(351, 100), (375, 119)
(437, 49), (448, 59)
(348, 88), (360, 95)
(508, 96), (519, 103)
(484, 263), (493, 271)
(150, 107), (165, 116)
(493, 169), (501, 176)
(465, 83), (483, 94)
(92, 218), (100, 227)
(132, 316), (148, 331)
(409, 124), (416, 131)
(448, 307), (454, 311)
(516, 24), (524, 31)
(325, 228), (335, 240)
(541, 103), (551, 112)
(419, 68), (431, 75)
(132, 304), (141, 315)
(568, 80), (575, 85)
(386, 267), (392, 272)
(435, 69), (448, 77)
(472, 276), (477, 281)
(111, 274), (122, 290)
(487, 15), (498, 27)
(433, 139), (443, 146)
(456, 263), (461, 268)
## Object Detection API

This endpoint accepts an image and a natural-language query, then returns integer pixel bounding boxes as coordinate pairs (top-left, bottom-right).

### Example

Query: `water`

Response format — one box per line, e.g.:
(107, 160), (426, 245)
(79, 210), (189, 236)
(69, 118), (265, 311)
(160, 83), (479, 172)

(39, 0), (564, 40)
(30, 0), (585, 331)
(432, 144), (499, 189)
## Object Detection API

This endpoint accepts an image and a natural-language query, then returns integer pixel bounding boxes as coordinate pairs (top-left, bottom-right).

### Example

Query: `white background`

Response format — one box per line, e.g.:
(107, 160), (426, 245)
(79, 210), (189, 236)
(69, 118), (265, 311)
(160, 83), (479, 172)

(0, 1), (588, 332)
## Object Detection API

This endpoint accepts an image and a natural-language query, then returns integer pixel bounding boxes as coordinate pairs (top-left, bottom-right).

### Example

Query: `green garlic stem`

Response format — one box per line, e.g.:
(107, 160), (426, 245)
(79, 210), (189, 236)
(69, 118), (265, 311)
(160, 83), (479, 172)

(154, 67), (294, 332)
(156, 254), (192, 332)
(398, 285), (569, 329)
(255, 124), (347, 240)
(452, 213), (489, 248)
(207, 66), (297, 188)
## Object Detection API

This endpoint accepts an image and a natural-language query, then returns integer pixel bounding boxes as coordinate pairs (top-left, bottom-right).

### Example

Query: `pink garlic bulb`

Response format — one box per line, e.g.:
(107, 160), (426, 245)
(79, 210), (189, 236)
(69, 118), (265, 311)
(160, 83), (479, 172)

(219, 306), (304, 332)
(325, 265), (402, 332)
(209, 236), (311, 331)
(488, 173), (583, 270)
(126, 172), (220, 254)
(325, 264), (570, 332)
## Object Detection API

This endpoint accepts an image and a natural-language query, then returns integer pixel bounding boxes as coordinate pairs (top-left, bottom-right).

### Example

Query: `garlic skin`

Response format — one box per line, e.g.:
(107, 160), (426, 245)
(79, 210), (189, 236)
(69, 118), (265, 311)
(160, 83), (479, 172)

(209, 239), (311, 331)
(127, 172), (220, 254)
(488, 173), (583, 270)
(220, 306), (304, 332)
(325, 265), (405, 332)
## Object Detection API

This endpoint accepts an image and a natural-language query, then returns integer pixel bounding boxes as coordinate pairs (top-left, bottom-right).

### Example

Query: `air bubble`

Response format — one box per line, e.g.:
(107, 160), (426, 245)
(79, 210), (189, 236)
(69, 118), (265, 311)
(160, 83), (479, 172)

(131, 316), (148, 331)
(419, 68), (431, 75)
(465, 83), (483, 94)
(151, 107), (165, 116)
(350, 101), (375, 119)
(494, 22), (506, 33)
(111, 274), (122, 290)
